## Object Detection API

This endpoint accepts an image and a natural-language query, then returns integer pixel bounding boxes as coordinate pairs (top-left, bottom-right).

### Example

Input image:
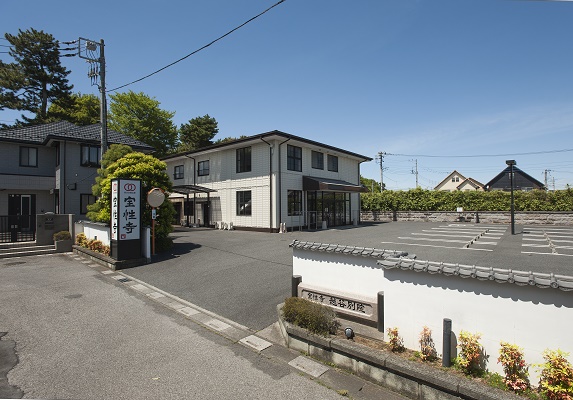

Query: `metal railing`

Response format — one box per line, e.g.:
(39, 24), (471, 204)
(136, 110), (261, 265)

(0, 215), (36, 243)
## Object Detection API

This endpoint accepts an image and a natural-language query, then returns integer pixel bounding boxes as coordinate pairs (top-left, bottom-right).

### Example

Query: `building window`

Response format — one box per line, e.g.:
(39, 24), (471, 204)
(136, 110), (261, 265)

(452, 176), (459, 182)
(327, 154), (338, 172)
(80, 144), (101, 167)
(311, 151), (324, 170)
(174, 165), (184, 180)
(288, 190), (302, 216)
(20, 146), (38, 167)
(236, 190), (251, 216)
(80, 194), (96, 215)
(287, 145), (302, 172)
(236, 147), (251, 173)
(198, 160), (209, 176)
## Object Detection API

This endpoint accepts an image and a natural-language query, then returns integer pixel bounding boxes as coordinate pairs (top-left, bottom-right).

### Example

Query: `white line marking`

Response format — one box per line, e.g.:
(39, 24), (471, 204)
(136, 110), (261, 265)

(522, 251), (573, 257)
(380, 241), (493, 251)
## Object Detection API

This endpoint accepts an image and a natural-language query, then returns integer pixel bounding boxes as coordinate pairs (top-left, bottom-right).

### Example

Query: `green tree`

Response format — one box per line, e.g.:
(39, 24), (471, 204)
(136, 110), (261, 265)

(213, 135), (248, 145)
(360, 176), (381, 193)
(178, 114), (218, 151)
(48, 93), (100, 125)
(108, 91), (177, 157)
(0, 28), (73, 125)
(87, 152), (175, 251)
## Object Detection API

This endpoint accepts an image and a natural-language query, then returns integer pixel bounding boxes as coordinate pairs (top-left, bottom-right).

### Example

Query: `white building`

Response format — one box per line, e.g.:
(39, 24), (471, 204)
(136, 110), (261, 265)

(162, 130), (372, 232)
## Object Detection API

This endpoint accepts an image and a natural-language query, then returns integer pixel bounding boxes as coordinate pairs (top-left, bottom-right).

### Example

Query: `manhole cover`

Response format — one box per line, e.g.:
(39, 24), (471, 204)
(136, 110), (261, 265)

(118, 278), (131, 283)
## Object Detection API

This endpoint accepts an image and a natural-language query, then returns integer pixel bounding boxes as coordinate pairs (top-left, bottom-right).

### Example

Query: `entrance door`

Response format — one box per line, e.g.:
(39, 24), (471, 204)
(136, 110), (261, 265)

(7, 194), (36, 241)
(201, 203), (210, 227)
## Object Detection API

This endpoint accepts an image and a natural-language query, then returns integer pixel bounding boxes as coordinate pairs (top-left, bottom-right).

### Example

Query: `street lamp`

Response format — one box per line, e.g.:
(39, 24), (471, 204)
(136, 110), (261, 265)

(506, 160), (516, 235)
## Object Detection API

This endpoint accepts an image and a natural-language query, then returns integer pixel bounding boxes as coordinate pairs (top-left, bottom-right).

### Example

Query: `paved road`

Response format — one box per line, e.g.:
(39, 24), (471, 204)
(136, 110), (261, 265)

(0, 253), (406, 400)
(125, 222), (573, 331)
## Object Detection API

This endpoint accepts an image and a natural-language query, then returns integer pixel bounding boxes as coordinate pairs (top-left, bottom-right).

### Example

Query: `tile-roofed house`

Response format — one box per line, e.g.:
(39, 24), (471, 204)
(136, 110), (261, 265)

(434, 170), (484, 191)
(485, 165), (545, 191)
(0, 121), (154, 239)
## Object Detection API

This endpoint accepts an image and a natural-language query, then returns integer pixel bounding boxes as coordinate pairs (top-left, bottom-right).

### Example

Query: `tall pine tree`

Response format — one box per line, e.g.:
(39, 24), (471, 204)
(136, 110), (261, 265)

(0, 28), (73, 126)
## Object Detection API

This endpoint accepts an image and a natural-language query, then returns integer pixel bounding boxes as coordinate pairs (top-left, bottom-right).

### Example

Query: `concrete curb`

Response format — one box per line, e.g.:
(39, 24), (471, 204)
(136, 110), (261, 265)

(277, 304), (522, 400)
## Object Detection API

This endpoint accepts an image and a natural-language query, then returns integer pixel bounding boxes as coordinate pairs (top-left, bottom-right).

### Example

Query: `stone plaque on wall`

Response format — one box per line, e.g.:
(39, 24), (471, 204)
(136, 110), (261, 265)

(298, 283), (377, 322)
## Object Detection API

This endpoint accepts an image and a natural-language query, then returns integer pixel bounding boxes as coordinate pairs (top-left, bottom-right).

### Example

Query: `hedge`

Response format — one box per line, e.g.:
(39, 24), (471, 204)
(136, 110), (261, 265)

(360, 188), (573, 212)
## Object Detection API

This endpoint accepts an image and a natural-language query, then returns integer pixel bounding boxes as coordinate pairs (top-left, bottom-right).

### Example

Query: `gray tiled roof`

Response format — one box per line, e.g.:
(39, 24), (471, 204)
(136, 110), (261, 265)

(377, 257), (573, 291)
(289, 240), (410, 259)
(0, 121), (154, 151)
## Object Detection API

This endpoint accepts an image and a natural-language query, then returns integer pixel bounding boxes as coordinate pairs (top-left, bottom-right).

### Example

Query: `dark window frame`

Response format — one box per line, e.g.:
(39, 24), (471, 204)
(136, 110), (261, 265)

(19, 146), (38, 167)
(174, 165), (184, 180)
(236, 147), (252, 173)
(80, 144), (101, 167)
(327, 154), (338, 172)
(287, 145), (302, 172)
(236, 190), (252, 216)
(80, 193), (96, 215)
(288, 190), (303, 216)
(311, 151), (324, 170)
(198, 160), (210, 176)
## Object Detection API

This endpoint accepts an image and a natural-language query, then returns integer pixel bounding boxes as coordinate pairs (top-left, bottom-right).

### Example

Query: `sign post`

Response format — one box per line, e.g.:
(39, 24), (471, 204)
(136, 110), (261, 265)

(147, 188), (165, 255)
(110, 179), (141, 260)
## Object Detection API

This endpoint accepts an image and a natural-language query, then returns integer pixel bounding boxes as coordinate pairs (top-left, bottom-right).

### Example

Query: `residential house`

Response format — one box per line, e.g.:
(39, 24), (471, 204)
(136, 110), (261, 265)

(485, 166), (545, 191)
(434, 171), (484, 191)
(162, 130), (372, 232)
(0, 121), (154, 241)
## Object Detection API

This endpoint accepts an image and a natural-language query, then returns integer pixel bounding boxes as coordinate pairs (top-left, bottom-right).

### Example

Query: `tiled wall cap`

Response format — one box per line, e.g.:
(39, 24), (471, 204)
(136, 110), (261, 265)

(376, 257), (573, 291)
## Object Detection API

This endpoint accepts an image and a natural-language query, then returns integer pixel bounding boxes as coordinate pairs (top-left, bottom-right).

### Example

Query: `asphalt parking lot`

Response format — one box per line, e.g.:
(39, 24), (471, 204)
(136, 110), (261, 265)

(124, 221), (572, 332)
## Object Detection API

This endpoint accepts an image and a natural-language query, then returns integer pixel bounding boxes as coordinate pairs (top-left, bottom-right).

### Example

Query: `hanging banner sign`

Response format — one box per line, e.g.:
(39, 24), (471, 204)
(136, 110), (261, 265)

(111, 179), (141, 241)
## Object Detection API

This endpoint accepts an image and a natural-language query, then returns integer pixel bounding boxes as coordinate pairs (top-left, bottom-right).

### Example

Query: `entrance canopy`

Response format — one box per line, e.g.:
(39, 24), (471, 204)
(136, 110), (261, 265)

(303, 176), (367, 193)
(171, 184), (217, 195)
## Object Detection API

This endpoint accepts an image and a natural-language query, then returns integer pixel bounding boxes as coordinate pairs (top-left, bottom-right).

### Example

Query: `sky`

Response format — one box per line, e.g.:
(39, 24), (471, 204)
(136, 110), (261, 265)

(2, 0), (573, 190)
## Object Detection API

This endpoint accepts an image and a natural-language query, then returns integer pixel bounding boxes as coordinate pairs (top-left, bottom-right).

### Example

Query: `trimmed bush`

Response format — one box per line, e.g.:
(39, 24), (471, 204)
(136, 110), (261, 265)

(53, 230), (71, 241)
(282, 297), (339, 337)
(537, 349), (573, 399)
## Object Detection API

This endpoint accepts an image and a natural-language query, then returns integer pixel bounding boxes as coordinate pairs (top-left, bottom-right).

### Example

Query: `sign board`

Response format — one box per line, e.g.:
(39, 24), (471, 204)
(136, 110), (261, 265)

(111, 179), (141, 241)
(298, 283), (377, 323)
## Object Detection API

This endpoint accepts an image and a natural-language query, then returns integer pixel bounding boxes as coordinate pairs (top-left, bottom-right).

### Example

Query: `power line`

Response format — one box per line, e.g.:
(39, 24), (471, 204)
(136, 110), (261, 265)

(108, 0), (286, 92)
(387, 148), (573, 158)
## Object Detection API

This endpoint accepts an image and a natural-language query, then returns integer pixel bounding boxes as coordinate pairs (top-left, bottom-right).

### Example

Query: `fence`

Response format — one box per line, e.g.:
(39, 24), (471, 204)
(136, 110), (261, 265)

(0, 215), (36, 243)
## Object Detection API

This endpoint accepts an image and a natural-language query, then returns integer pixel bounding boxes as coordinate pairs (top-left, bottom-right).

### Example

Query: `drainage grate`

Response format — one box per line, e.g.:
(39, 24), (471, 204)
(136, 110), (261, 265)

(117, 278), (131, 283)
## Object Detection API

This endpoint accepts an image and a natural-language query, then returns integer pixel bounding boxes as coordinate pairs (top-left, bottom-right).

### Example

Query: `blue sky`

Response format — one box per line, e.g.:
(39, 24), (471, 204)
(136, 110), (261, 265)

(2, 0), (573, 189)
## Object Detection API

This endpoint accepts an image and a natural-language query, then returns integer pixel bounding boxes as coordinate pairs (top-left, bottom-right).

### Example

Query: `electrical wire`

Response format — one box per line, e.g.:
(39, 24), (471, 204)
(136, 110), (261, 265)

(107, 0), (286, 92)
(387, 148), (573, 158)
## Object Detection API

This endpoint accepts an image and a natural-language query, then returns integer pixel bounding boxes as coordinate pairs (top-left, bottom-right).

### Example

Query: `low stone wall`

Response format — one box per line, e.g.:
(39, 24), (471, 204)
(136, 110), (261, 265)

(277, 304), (520, 400)
(361, 211), (573, 225)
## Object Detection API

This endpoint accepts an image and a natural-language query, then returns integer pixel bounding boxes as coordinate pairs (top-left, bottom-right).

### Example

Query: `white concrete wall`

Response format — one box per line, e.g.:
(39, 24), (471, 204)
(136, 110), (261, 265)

(76, 221), (110, 245)
(292, 248), (573, 381)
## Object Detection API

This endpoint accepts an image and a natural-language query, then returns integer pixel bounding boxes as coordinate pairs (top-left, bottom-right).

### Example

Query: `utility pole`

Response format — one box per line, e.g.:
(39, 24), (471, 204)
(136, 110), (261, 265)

(78, 38), (107, 154)
(544, 169), (552, 190)
(411, 159), (419, 188)
(377, 152), (386, 191)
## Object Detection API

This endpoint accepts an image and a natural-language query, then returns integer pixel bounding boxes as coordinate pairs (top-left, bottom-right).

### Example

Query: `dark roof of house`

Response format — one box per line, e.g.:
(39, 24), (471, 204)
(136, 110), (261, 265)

(162, 130), (373, 162)
(0, 121), (154, 151)
(485, 166), (545, 190)
(456, 177), (484, 190)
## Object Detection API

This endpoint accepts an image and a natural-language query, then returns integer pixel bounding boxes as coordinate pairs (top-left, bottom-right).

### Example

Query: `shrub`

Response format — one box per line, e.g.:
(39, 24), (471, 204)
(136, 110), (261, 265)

(282, 297), (339, 336)
(455, 330), (484, 376)
(498, 342), (529, 393)
(419, 326), (438, 362)
(53, 230), (71, 241)
(386, 327), (405, 353)
(537, 349), (573, 400)
(75, 233), (88, 247)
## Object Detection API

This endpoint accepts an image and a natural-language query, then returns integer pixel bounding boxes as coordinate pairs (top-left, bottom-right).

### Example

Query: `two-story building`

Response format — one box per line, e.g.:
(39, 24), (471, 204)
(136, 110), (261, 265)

(162, 130), (372, 232)
(0, 121), (153, 242)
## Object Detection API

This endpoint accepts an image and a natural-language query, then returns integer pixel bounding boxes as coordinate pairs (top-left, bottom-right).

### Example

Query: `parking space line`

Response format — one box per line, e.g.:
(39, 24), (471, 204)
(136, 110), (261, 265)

(380, 241), (493, 251)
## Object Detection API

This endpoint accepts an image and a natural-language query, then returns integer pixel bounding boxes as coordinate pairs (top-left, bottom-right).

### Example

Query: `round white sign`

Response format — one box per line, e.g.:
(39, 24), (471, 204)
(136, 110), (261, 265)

(147, 188), (165, 208)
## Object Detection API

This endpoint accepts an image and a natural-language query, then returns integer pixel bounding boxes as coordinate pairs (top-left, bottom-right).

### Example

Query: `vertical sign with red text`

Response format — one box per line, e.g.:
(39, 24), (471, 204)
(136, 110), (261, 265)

(110, 179), (140, 241)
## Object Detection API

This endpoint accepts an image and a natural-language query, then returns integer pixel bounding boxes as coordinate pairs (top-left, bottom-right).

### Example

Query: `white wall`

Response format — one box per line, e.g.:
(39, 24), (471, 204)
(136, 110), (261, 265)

(292, 248), (573, 381)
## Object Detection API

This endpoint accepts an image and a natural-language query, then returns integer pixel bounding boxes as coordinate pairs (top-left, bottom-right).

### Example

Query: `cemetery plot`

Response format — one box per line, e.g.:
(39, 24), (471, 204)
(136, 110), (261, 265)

(380, 224), (507, 251)
(522, 226), (573, 257)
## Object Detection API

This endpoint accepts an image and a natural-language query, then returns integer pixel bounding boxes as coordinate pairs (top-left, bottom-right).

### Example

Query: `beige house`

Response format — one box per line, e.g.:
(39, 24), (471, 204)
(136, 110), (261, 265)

(434, 171), (484, 192)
